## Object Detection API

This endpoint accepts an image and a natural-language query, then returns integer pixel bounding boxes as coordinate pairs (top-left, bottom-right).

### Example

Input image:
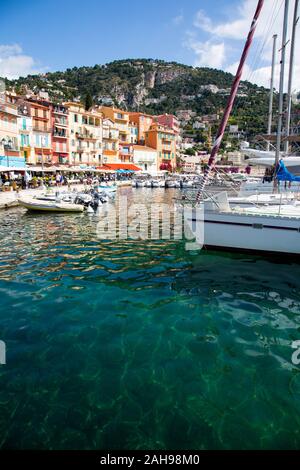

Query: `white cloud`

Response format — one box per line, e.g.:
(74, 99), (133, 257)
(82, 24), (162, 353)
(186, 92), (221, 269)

(172, 14), (184, 26)
(227, 61), (300, 92)
(186, 0), (300, 91)
(193, 0), (283, 41)
(184, 34), (226, 68)
(0, 44), (22, 58)
(0, 44), (45, 79)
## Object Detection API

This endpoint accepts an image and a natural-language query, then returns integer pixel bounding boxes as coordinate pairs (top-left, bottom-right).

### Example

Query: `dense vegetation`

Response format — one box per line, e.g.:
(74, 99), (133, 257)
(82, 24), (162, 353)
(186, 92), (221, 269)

(3, 58), (287, 139)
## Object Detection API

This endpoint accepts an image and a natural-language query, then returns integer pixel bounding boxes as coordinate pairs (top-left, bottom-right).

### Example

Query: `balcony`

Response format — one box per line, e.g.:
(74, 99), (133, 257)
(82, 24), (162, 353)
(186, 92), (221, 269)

(103, 131), (118, 140)
(53, 106), (68, 115)
(53, 131), (68, 139)
(32, 125), (51, 133)
(20, 125), (32, 132)
(33, 114), (49, 122)
(76, 131), (97, 141)
(115, 113), (128, 122)
(54, 118), (67, 127)
(0, 103), (19, 116)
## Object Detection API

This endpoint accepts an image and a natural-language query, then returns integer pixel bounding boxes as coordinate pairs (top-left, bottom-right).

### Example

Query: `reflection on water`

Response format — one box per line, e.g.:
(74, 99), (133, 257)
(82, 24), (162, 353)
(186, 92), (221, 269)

(0, 188), (300, 449)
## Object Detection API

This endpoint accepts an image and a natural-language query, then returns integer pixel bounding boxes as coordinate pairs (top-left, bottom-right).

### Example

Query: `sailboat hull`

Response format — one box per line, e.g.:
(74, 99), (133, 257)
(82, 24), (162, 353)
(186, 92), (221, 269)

(185, 206), (300, 255)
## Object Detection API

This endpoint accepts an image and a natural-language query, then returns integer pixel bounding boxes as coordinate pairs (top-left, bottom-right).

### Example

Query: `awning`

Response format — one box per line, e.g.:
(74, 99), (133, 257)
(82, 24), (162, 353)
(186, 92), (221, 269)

(104, 163), (142, 172)
(0, 166), (26, 172)
(26, 166), (58, 173)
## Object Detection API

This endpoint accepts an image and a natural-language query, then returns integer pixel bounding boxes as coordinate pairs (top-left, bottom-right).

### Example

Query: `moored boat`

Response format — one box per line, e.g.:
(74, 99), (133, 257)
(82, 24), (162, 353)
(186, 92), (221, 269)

(19, 197), (84, 213)
(185, 192), (300, 255)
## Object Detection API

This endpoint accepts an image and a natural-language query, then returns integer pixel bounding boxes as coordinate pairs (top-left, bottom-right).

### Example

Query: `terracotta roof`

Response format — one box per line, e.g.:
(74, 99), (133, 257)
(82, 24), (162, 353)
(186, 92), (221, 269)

(133, 145), (156, 152)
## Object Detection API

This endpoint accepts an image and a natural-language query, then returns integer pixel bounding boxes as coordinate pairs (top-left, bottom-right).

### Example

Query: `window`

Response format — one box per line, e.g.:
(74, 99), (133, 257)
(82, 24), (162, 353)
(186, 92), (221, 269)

(74, 114), (78, 123)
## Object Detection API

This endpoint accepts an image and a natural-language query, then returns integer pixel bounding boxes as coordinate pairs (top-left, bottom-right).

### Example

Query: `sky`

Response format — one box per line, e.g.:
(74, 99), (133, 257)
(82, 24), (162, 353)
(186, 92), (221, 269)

(0, 0), (299, 92)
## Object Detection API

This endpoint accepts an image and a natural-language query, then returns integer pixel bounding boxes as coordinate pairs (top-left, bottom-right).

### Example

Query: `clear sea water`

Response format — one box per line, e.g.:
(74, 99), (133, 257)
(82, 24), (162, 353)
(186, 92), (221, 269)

(0, 188), (300, 450)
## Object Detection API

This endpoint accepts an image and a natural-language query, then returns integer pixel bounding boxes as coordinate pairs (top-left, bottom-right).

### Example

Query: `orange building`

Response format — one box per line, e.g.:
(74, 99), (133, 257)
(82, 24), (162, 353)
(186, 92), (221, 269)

(27, 98), (52, 166)
(128, 112), (153, 144)
(99, 107), (130, 145)
(145, 123), (176, 171)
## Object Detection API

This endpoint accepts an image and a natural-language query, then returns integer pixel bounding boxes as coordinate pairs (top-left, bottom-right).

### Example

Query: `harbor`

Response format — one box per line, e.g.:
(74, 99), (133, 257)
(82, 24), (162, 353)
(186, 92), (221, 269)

(1, 188), (300, 449)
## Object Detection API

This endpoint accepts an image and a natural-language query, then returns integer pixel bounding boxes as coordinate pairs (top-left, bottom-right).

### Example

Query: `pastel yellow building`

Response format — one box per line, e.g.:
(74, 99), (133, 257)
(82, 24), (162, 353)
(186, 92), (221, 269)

(99, 107), (130, 145)
(65, 102), (102, 167)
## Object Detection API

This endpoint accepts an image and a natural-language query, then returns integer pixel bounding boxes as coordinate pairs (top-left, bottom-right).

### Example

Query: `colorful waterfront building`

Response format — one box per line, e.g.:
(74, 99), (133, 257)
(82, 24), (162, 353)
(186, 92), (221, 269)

(128, 112), (153, 145)
(102, 118), (119, 164)
(17, 103), (33, 165)
(156, 113), (181, 161)
(155, 114), (180, 135)
(119, 142), (133, 164)
(51, 104), (69, 165)
(0, 93), (25, 170)
(129, 122), (138, 144)
(65, 102), (102, 167)
(99, 107), (130, 146)
(145, 123), (176, 171)
(26, 98), (52, 166)
(131, 145), (157, 174)
(99, 107), (134, 164)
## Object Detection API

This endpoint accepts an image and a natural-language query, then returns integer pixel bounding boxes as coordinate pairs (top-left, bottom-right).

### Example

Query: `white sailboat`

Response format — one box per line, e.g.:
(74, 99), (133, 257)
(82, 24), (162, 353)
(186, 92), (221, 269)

(183, 0), (300, 255)
(185, 192), (300, 255)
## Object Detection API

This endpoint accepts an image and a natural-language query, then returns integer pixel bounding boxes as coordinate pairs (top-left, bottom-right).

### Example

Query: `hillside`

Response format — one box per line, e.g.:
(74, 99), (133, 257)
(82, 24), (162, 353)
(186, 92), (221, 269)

(4, 59), (274, 137)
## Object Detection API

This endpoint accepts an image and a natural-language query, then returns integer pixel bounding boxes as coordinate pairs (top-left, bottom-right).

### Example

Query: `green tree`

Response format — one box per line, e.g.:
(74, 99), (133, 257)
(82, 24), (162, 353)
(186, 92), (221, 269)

(84, 92), (93, 111)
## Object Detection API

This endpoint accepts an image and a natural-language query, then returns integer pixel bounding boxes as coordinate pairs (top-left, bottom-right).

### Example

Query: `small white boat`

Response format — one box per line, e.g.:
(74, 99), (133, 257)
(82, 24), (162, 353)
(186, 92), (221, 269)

(19, 197), (84, 213)
(136, 181), (146, 188)
(145, 180), (153, 188)
(166, 180), (180, 188)
(158, 180), (166, 188)
(181, 180), (194, 189)
(98, 185), (117, 193)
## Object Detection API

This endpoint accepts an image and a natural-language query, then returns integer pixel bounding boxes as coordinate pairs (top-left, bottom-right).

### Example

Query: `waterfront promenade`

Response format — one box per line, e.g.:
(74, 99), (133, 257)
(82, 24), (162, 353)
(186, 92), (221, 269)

(0, 180), (133, 210)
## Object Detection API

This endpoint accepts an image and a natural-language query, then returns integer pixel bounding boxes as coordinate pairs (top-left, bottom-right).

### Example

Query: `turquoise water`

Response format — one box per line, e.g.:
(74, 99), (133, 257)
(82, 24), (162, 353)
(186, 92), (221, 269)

(0, 188), (300, 450)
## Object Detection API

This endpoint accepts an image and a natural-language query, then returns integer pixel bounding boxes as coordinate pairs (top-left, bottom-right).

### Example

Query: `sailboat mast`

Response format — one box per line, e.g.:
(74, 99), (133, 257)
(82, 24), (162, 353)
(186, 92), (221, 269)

(275, 0), (290, 166)
(195, 0), (264, 203)
(267, 34), (277, 152)
(284, 0), (299, 154)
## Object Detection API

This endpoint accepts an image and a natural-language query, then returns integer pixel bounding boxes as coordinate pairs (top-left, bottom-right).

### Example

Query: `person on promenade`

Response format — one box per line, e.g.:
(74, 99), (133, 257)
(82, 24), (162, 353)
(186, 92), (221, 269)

(56, 173), (61, 187)
(24, 171), (30, 190)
